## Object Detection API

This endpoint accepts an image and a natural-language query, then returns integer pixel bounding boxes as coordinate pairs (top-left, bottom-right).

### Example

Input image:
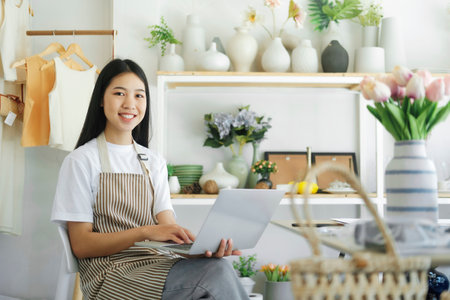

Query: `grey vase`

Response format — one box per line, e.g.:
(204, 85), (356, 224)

(321, 40), (349, 72)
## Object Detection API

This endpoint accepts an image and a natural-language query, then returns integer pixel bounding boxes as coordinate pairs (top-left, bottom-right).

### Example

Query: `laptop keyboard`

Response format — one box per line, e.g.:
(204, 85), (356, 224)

(164, 243), (193, 251)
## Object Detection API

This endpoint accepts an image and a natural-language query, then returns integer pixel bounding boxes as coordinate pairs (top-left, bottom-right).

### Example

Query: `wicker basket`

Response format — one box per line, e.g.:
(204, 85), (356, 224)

(289, 162), (431, 300)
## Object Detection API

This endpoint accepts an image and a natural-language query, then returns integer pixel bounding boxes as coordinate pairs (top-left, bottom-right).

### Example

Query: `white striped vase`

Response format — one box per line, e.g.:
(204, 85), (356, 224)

(385, 140), (438, 223)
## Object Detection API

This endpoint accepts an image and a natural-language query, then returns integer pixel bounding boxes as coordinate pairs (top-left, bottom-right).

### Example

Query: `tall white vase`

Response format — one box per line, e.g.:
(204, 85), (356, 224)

(227, 24), (258, 72)
(385, 140), (438, 224)
(379, 17), (407, 72)
(291, 39), (319, 73)
(182, 14), (205, 71)
(159, 44), (184, 71)
(261, 37), (290, 72)
(362, 26), (379, 47)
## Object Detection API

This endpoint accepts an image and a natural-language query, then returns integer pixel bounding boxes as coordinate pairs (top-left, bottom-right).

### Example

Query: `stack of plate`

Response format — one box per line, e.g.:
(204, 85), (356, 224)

(173, 165), (203, 188)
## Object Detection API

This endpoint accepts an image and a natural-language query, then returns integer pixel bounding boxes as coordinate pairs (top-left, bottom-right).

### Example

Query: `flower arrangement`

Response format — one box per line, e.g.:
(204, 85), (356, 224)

(357, 1), (383, 27)
(233, 254), (258, 277)
(145, 16), (182, 56)
(251, 160), (278, 177)
(203, 105), (272, 155)
(309, 0), (362, 31)
(243, 0), (307, 39)
(360, 66), (450, 141)
(261, 263), (291, 281)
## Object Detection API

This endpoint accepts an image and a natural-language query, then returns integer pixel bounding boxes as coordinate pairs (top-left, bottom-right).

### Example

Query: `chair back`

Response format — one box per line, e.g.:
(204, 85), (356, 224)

(57, 225), (79, 273)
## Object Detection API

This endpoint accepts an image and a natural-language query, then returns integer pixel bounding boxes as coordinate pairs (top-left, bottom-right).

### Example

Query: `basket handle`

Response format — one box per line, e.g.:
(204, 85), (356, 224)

(289, 162), (399, 259)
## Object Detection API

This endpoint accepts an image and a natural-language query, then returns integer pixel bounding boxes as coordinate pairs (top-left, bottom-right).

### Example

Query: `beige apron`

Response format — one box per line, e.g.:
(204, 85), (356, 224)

(78, 132), (180, 299)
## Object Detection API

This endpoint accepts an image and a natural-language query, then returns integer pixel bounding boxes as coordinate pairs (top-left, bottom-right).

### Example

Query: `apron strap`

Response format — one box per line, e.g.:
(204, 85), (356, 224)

(133, 141), (158, 225)
(97, 132), (112, 173)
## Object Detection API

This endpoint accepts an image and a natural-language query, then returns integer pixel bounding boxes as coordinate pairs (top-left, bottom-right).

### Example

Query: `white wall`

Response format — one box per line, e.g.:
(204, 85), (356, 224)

(0, 0), (449, 299)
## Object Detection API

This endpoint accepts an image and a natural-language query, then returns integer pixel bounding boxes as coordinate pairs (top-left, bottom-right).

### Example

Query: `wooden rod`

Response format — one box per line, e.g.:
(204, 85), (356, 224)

(26, 30), (117, 36)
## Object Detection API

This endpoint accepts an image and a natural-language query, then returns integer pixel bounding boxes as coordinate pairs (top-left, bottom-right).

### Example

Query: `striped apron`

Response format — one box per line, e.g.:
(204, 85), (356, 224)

(78, 132), (180, 299)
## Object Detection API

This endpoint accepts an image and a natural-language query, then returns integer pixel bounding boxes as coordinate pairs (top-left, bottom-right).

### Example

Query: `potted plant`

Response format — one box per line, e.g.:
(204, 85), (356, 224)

(261, 263), (293, 300)
(357, 1), (383, 47)
(232, 254), (257, 295)
(145, 16), (184, 71)
(203, 105), (272, 188)
(360, 66), (450, 223)
(251, 160), (278, 189)
(308, 0), (362, 58)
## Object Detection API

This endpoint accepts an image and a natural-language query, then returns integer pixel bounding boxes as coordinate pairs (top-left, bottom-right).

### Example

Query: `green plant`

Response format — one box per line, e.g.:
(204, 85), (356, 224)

(261, 264), (291, 281)
(360, 66), (450, 141)
(232, 254), (257, 277)
(203, 105), (272, 155)
(251, 160), (278, 176)
(167, 164), (174, 177)
(309, 0), (362, 31)
(358, 2), (383, 26)
(145, 16), (181, 56)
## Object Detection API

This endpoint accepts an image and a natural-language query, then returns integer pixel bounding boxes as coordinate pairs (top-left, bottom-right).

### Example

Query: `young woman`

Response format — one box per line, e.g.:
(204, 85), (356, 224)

(51, 59), (249, 299)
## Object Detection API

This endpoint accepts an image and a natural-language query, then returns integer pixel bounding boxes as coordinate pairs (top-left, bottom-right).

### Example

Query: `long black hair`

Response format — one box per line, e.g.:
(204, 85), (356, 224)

(75, 59), (151, 148)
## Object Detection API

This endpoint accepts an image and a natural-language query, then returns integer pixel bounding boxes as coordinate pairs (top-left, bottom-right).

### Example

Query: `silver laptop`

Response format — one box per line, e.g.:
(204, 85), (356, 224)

(135, 189), (285, 255)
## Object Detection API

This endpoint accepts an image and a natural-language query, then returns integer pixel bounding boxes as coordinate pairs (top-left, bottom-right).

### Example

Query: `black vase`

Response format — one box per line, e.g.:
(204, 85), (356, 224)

(427, 269), (450, 299)
(321, 40), (349, 73)
(257, 174), (273, 189)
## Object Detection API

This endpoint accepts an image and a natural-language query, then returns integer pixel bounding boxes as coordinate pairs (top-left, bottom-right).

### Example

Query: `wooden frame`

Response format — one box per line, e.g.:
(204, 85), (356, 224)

(311, 152), (358, 189)
(264, 152), (308, 187)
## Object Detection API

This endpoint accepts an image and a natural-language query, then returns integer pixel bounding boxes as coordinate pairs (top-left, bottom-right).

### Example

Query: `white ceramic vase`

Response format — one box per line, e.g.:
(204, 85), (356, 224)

(362, 26), (379, 47)
(159, 44), (184, 72)
(168, 176), (181, 194)
(385, 140), (438, 224)
(199, 162), (239, 189)
(227, 24), (258, 72)
(379, 17), (407, 72)
(354, 47), (385, 73)
(261, 37), (290, 72)
(321, 21), (342, 52)
(197, 42), (230, 71)
(291, 39), (319, 73)
(182, 14), (205, 71)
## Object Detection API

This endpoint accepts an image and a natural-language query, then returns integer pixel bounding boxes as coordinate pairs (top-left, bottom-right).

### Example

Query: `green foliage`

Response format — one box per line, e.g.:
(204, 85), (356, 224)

(232, 254), (257, 277)
(144, 16), (181, 56)
(167, 164), (174, 177)
(358, 3), (383, 26)
(367, 98), (450, 141)
(309, 0), (362, 31)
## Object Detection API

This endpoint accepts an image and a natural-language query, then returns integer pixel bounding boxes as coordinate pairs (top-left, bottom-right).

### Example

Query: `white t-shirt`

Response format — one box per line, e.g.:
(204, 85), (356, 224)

(51, 138), (174, 224)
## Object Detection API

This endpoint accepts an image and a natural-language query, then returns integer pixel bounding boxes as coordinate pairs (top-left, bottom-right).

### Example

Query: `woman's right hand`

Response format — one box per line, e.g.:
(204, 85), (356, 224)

(144, 224), (195, 244)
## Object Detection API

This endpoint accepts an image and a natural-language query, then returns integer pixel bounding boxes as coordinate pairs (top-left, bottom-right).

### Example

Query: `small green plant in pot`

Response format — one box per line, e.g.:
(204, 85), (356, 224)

(145, 16), (181, 56)
(233, 254), (257, 295)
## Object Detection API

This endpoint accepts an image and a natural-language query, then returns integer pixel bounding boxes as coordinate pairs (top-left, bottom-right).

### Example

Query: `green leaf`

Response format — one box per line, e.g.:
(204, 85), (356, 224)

(427, 102), (450, 135)
(384, 102), (411, 140)
(367, 105), (382, 123)
(322, 0), (362, 21)
(203, 138), (223, 148)
(271, 268), (279, 281)
(374, 103), (401, 140)
(408, 114), (421, 139)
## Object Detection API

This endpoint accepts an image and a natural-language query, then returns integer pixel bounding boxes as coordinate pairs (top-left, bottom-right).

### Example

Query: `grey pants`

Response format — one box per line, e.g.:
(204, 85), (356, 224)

(162, 258), (250, 300)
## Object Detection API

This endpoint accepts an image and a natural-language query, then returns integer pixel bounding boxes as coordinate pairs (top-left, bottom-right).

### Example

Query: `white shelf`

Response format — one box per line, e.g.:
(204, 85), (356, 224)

(156, 72), (377, 213)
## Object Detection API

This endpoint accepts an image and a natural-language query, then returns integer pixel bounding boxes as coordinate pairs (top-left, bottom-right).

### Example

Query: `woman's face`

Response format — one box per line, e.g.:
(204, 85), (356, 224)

(103, 72), (147, 144)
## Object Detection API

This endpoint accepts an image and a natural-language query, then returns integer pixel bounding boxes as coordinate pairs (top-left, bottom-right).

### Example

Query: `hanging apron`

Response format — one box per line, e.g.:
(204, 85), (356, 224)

(78, 132), (181, 300)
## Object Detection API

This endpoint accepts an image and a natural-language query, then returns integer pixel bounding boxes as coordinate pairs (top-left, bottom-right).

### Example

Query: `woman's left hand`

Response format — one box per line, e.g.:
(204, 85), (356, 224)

(205, 238), (241, 258)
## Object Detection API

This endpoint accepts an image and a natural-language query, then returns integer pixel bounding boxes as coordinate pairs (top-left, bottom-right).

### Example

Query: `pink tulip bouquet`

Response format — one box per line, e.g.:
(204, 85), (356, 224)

(360, 66), (450, 141)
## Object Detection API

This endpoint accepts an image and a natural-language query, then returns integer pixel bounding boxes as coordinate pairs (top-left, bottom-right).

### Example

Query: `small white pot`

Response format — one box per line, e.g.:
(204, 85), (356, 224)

(168, 176), (181, 194)
(238, 277), (255, 295)
(197, 42), (230, 72)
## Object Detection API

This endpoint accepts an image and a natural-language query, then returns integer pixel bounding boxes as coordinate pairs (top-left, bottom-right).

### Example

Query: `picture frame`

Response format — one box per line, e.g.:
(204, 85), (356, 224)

(264, 152), (308, 187)
(311, 152), (358, 189)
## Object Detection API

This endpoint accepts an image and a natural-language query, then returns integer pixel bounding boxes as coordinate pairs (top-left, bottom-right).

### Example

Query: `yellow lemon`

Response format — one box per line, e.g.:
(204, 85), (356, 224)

(297, 181), (318, 194)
